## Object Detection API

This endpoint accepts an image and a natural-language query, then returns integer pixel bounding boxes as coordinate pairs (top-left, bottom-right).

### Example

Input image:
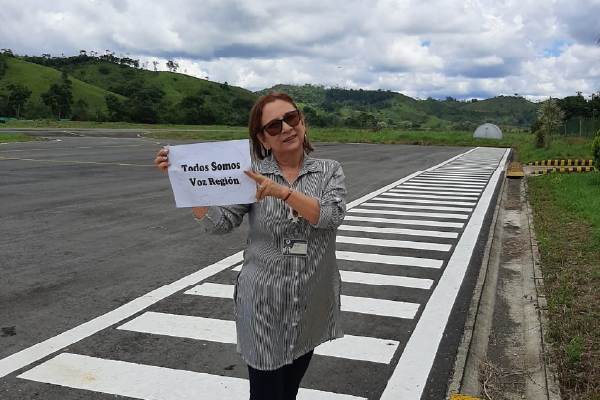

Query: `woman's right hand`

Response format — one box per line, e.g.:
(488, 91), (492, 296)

(154, 148), (170, 173)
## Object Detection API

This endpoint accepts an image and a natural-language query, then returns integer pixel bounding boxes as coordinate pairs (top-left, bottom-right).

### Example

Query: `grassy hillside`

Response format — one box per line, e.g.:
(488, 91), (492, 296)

(61, 60), (256, 106)
(0, 52), (540, 129)
(0, 57), (126, 115)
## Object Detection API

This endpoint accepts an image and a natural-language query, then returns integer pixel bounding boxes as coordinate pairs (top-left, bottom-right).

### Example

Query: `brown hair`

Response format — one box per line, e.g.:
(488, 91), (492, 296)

(248, 92), (314, 160)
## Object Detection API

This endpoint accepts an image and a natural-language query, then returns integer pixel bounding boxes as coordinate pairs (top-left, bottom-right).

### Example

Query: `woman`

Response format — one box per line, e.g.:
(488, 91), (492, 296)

(154, 92), (346, 400)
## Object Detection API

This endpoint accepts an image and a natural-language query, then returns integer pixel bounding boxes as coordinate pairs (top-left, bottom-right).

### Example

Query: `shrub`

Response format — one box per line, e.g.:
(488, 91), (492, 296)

(591, 128), (600, 168)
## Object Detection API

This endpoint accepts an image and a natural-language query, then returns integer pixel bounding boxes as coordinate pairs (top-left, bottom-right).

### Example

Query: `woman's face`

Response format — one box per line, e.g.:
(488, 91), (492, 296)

(258, 99), (305, 158)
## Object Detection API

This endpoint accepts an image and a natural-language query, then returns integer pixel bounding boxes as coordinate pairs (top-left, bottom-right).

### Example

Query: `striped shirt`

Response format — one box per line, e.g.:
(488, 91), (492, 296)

(197, 154), (347, 370)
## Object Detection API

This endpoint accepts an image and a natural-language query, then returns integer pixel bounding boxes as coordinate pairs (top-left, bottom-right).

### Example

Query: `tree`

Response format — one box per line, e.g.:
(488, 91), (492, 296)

(41, 83), (73, 119)
(166, 60), (179, 72)
(105, 94), (122, 121)
(6, 84), (32, 119)
(536, 98), (565, 149)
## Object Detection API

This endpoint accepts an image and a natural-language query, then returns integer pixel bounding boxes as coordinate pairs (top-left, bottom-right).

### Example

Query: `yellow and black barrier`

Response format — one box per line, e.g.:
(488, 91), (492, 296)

(530, 166), (598, 175)
(527, 159), (594, 166)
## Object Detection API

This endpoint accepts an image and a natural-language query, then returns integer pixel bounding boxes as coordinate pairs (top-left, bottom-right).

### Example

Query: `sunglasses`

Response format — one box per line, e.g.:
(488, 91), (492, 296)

(261, 110), (301, 136)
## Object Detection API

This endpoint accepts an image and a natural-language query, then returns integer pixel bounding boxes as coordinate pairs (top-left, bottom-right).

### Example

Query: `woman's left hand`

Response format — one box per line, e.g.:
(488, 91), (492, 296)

(244, 170), (288, 201)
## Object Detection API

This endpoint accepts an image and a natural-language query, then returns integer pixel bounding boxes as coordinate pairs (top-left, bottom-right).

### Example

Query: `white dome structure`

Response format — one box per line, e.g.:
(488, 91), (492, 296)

(474, 123), (503, 139)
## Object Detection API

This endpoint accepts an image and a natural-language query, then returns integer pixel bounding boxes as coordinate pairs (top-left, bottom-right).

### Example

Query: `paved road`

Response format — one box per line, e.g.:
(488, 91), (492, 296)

(0, 132), (508, 399)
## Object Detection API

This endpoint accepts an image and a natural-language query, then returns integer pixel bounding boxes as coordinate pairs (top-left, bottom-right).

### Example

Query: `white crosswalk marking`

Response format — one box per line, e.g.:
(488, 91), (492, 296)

(185, 283), (421, 319)
(343, 215), (465, 228)
(336, 250), (444, 268)
(18, 354), (367, 400)
(338, 224), (459, 238)
(117, 312), (400, 364)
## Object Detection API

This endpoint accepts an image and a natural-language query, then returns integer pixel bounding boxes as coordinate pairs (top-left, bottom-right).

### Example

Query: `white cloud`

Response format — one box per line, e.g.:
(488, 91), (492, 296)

(0, 0), (598, 100)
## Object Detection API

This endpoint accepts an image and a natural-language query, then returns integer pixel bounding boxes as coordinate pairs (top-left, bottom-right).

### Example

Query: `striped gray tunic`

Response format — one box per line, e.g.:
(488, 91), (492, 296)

(197, 155), (346, 370)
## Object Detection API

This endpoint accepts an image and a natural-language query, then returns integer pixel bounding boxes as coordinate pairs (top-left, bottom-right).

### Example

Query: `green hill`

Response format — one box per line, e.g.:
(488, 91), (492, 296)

(0, 50), (540, 130)
(0, 57), (126, 117)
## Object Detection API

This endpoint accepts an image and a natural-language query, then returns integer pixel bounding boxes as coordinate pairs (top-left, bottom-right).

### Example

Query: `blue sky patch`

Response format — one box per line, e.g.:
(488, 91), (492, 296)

(543, 41), (573, 58)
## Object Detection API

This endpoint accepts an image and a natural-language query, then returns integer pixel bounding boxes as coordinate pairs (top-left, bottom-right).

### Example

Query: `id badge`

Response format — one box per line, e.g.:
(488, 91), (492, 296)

(282, 238), (308, 257)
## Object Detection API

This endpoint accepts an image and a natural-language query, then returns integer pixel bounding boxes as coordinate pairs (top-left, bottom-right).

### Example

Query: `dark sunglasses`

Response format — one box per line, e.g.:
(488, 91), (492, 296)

(261, 110), (301, 136)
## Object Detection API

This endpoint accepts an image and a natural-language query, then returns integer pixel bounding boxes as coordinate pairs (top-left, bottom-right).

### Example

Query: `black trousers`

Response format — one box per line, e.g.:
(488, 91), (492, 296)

(247, 351), (314, 400)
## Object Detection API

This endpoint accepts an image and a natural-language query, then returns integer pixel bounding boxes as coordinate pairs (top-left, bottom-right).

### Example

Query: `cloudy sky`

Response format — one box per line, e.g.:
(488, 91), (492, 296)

(2, 0), (599, 101)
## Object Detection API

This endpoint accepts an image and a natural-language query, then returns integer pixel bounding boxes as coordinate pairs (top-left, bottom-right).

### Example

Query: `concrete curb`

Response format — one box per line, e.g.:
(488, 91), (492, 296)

(527, 159), (594, 167)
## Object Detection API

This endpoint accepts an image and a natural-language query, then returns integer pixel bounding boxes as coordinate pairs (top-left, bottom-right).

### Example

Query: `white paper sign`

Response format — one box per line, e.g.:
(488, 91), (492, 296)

(166, 140), (256, 207)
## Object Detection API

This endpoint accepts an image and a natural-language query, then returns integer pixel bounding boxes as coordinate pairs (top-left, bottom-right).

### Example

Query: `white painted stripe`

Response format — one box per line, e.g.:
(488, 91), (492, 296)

(119, 312), (237, 344)
(316, 334), (400, 364)
(338, 224), (458, 239)
(339, 270), (433, 289)
(398, 185), (482, 194)
(341, 295), (419, 319)
(380, 192), (478, 201)
(380, 147), (510, 400)
(337, 236), (451, 252)
(336, 251), (443, 269)
(234, 265), (439, 287)
(187, 284), (420, 319)
(409, 179), (486, 186)
(185, 282), (232, 298)
(362, 202), (472, 213)
(402, 181), (485, 189)
(343, 215), (464, 228)
(345, 171), (422, 209)
(0, 252), (244, 379)
(19, 353), (365, 400)
(349, 208), (469, 220)
(118, 312), (400, 364)
(422, 171), (491, 176)
(390, 188), (480, 197)
(373, 196), (476, 207)
(415, 176), (489, 182)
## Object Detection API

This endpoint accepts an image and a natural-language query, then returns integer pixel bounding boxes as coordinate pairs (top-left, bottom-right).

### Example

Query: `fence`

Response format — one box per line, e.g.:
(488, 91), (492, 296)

(562, 118), (600, 139)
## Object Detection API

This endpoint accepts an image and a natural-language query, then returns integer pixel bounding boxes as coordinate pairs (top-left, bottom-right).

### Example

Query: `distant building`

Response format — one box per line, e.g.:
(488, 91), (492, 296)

(474, 123), (502, 139)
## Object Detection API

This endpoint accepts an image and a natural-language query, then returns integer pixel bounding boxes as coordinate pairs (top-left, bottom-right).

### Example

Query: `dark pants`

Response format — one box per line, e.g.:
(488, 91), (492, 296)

(247, 351), (314, 400)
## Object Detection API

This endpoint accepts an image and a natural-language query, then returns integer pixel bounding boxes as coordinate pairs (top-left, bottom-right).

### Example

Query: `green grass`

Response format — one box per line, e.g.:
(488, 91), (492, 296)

(527, 172), (600, 398)
(0, 133), (47, 142)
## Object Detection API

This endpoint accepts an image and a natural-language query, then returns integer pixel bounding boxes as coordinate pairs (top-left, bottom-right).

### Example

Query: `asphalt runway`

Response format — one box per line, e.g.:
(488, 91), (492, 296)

(0, 131), (498, 399)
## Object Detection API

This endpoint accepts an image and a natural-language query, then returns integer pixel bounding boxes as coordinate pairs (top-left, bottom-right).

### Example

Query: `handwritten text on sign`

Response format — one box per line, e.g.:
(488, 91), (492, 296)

(167, 140), (256, 207)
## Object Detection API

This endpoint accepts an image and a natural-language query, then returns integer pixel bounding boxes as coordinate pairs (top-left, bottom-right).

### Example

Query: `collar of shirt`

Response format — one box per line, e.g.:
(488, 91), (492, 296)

(257, 154), (322, 180)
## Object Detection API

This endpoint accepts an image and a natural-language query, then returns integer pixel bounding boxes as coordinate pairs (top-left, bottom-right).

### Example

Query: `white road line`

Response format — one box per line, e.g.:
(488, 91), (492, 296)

(341, 295), (419, 319)
(343, 215), (464, 228)
(336, 236), (451, 252)
(339, 270), (433, 290)
(362, 202), (472, 213)
(390, 188), (480, 197)
(185, 284), (420, 319)
(379, 192), (478, 201)
(233, 250), (444, 270)
(372, 197), (476, 207)
(231, 267), (436, 289)
(117, 312), (400, 364)
(408, 179), (487, 186)
(414, 176), (489, 182)
(0, 252), (243, 379)
(380, 147), (510, 400)
(338, 224), (458, 239)
(18, 353), (366, 400)
(400, 181), (485, 189)
(349, 208), (469, 220)
(336, 250), (443, 268)
(398, 185), (482, 194)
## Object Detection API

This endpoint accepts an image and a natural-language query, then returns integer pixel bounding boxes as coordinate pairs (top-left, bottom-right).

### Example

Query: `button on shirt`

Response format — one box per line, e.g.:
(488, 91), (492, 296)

(198, 155), (346, 370)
